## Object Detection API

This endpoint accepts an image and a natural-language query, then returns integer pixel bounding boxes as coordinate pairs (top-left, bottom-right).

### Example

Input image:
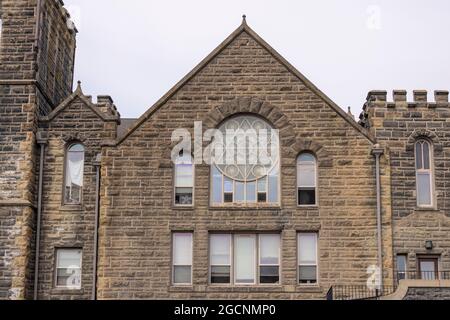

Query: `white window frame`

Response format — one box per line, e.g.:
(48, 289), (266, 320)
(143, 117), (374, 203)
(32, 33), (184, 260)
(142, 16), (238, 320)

(415, 139), (435, 208)
(174, 152), (195, 207)
(172, 232), (193, 286)
(396, 254), (408, 280)
(258, 234), (281, 285)
(209, 233), (281, 286)
(297, 153), (318, 207)
(209, 234), (232, 285)
(55, 248), (82, 289)
(297, 232), (319, 285)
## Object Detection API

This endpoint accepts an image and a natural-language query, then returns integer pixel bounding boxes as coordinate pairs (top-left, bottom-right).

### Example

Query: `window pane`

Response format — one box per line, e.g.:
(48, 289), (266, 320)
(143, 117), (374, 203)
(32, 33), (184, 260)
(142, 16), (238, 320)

(259, 234), (280, 265)
(224, 193), (233, 203)
(415, 142), (423, 169)
(298, 188), (316, 205)
(397, 255), (407, 280)
(298, 164), (315, 187)
(298, 233), (317, 264)
(257, 177), (267, 192)
(235, 182), (245, 202)
(420, 260), (437, 280)
(56, 268), (81, 288)
(211, 266), (231, 284)
(268, 167), (279, 203)
(175, 187), (193, 205)
(417, 172), (431, 206)
(224, 177), (233, 193)
(175, 164), (193, 187)
(210, 234), (231, 265)
(246, 181), (256, 202)
(66, 147), (84, 188)
(212, 166), (222, 203)
(257, 192), (267, 203)
(423, 142), (430, 169)
(173, 233), (192, 265)
(260, 266), (279, 284)
(174, 266), (191, 284)
(57, 249), (82, 268)
(299, 266), (317, 283)
(235, 235), (256, 284)
(298, 153), (315, 162)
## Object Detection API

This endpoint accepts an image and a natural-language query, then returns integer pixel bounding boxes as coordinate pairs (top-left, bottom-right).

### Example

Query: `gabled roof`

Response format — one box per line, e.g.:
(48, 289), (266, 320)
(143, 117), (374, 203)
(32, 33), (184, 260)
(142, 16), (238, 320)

(117, 18), (376, 145)
(40, 82), (120, 123)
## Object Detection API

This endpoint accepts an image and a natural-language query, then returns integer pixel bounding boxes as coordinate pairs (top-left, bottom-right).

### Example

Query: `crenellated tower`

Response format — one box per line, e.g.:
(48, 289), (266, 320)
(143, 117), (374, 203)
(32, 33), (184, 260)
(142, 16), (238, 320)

(0, 0), (77, 299)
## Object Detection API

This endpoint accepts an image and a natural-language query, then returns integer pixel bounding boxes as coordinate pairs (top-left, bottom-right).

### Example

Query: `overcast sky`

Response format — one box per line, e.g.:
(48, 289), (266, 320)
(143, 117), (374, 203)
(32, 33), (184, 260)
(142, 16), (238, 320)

(64, 0), (450, 119)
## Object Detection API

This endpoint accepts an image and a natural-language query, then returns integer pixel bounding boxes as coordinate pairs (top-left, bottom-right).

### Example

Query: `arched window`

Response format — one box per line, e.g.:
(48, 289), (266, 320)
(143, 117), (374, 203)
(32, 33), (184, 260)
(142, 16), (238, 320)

(415, 139), (434, 207)
(174, 151), (194, 206)
(297, 153), (317, 206)
(211, 115), (280, 205)
(64, 143), (85, 204)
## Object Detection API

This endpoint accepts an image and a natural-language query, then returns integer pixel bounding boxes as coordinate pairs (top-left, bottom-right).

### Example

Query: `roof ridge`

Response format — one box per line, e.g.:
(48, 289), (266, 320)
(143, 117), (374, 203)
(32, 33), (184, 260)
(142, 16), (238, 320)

(115, 20), (376, 145)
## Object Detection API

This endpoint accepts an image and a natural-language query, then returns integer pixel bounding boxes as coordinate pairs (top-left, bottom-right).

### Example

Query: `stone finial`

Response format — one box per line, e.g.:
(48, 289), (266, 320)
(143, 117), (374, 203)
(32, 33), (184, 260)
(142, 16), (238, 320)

(347, 107), (355, 120)
(242, 14), (247, 24)
(413, 90), (427, 102)
(393, 90), (407, 102)
(75, 81), (83, 94)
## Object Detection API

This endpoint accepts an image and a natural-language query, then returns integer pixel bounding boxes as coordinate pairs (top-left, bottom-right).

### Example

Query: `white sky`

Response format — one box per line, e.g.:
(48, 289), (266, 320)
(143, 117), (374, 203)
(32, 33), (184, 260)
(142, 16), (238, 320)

(64, 0), (450, 118)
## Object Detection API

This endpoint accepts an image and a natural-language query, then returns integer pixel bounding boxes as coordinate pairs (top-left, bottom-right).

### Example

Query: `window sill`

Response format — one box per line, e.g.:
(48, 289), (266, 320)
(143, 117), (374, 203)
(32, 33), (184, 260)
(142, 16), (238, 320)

(172, 206), (195, 211)
(209, 205), (282, 211)
(414, 207), (439, 212)
(296, 285), (322, 293)
(60, 204), (83, 212)
(297, 205), (319, 209)
(51, 287), (85, 295)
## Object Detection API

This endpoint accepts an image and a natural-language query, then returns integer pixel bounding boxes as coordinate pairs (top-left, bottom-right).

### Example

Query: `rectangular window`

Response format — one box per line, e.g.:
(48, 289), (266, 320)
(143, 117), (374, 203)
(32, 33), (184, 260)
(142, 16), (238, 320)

(55, 249), (82, 289)
(418, 256), (438, 280)
(396, 254), (407, 280)
(259, 234), (280, 284)
(297, 155), (317, 206)
(210, 234), (232, 284)
(175, 163), (193, 205)
(298, 233), (318, 284)
(209, 233), (280, 285)
(172, 233), (193, 285)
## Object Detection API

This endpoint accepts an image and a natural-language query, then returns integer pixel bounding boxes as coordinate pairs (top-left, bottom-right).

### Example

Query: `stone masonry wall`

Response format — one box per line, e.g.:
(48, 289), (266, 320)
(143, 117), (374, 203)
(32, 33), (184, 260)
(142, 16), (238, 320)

(97, 30), (392, 299)
(366, 90), (450, 279)
(35, 93), (118, 300)
(403, 287), (450, 300)
(0, 0), (76, 299)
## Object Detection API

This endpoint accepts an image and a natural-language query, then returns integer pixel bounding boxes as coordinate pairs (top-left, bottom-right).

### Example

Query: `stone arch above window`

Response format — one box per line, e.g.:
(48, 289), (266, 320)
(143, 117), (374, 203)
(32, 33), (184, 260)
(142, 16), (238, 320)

(406, 129), (442, 153)
(287, 139), (332, 168)
(203, 97), (296, 144)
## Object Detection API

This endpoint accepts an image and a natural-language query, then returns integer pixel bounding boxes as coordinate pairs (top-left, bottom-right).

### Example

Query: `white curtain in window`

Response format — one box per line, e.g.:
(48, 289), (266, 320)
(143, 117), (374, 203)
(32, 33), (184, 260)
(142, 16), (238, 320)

(210, 234), (231, 265)
(298, 233), (317, 264)
(235, 235), (256, 283)
(260, 234), (280, 265)
(57, 249), (82, 268)
(173, 233), (192, 265)
(66, 146), (85, 187)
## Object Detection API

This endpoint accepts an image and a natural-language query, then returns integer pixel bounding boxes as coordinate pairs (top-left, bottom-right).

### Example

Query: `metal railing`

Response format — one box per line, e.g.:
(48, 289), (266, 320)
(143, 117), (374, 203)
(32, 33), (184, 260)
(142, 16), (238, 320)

(326, 285), (397, 300)
(395, 270), (450, 283)
(327, 271), (450, 300)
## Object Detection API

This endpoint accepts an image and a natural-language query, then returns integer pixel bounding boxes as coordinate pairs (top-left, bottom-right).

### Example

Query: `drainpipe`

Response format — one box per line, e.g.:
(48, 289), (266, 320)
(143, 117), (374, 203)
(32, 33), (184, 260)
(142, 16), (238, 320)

(92, 154), (102, 300)
(34, 132), (47, 300)
(372, 144), (384, 290)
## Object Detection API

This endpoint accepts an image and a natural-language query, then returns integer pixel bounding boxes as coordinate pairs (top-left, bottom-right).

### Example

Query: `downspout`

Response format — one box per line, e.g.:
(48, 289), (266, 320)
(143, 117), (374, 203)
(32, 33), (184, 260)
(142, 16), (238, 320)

(34, 133), (47, 300)
(372, 144), (384, 290)
(92, 154), (102, 300)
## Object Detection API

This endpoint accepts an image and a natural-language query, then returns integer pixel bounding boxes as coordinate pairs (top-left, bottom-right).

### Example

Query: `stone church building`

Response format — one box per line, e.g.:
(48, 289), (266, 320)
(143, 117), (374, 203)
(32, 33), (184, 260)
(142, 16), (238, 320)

(1, 1), (450, 300)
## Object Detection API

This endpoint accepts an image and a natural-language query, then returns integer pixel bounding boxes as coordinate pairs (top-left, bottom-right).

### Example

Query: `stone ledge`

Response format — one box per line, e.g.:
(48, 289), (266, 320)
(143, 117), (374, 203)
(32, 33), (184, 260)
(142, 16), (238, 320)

(381, 280), (450, 300)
